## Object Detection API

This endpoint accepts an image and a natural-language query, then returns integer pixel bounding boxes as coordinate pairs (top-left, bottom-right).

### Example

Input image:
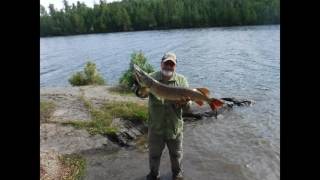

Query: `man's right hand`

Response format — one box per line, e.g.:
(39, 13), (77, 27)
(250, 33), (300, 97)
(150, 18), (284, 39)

(132, 81), (149, 98)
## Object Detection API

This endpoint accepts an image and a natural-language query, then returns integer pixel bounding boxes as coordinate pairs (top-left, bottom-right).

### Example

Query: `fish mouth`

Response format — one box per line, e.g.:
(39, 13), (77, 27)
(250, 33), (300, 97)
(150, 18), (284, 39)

(133, 64), (142, 75)
(133, 64), (147, 85)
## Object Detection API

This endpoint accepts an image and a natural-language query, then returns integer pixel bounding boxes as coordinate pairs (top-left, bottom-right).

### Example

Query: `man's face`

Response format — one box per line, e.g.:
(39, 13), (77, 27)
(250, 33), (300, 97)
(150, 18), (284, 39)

(161, 60), (176, 77)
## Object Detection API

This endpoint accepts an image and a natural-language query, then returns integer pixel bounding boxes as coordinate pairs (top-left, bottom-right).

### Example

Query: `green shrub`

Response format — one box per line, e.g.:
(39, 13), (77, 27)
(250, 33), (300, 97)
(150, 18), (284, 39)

(119, 51), (154, 89)
(69, 72), (87, 86)
(69, 61), (106, 86)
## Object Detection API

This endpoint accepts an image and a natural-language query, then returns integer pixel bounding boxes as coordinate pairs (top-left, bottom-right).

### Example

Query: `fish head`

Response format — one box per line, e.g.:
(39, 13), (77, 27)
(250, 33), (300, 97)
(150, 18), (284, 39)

(133, 64), (155, 88)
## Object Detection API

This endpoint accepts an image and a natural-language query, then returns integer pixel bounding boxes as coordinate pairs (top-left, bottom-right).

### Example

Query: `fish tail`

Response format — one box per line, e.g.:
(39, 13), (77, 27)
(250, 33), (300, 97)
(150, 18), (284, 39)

(209, 98), (224, 111)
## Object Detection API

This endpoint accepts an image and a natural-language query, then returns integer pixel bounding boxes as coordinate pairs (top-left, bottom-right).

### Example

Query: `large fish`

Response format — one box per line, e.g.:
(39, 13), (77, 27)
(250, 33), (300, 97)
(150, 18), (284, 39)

(133, 64), (224, 111)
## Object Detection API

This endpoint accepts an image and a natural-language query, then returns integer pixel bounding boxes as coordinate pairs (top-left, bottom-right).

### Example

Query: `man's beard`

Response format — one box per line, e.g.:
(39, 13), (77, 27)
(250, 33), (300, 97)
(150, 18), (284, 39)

(161, 68), (174, 77)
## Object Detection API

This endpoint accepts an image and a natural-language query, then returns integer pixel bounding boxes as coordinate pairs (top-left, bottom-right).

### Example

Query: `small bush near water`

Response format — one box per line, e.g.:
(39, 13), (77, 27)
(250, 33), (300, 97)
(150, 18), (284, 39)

(69, 61), (106, 86)
(119, 51), (155, 89)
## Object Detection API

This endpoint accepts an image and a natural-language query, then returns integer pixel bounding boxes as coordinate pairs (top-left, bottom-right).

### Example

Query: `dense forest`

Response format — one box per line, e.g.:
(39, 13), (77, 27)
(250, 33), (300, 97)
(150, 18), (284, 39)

(40, 0), (280, 37)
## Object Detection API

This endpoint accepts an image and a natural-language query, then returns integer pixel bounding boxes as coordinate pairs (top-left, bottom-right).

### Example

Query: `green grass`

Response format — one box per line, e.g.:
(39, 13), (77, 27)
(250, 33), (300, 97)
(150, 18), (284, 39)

(101, 101), (148, 122)
(40, 100), (56, 123)
(64, 95), (148, 136)
(59, 154), (86, 180)
(63, 118), (118, 135)
(108, 84), (135, 96)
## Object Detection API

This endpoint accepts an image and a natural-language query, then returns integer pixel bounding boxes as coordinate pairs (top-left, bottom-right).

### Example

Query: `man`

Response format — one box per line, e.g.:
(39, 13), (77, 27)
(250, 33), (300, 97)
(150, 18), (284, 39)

(134, 52), (190, 180)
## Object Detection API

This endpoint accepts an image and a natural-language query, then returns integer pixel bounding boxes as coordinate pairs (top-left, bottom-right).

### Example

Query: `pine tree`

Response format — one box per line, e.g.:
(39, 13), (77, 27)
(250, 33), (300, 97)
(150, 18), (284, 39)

(40, 0), (280, 37)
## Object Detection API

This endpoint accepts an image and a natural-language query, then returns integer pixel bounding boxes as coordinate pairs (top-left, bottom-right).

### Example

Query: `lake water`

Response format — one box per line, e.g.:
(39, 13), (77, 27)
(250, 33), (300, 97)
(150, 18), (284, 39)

(40, 25), (280, 180)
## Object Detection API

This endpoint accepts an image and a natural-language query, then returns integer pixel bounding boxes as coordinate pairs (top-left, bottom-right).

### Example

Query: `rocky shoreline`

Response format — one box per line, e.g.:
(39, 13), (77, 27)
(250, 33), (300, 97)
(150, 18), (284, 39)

(40, 85), (253, 179)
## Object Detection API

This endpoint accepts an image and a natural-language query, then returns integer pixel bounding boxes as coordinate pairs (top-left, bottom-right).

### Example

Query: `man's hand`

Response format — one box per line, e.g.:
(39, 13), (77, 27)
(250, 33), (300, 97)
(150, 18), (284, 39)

(132, 79), (149, 98)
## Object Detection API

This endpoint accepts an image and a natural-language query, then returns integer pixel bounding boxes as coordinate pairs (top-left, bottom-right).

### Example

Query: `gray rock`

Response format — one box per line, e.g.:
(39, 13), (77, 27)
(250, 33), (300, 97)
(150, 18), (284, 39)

(40, 123), (115, 154)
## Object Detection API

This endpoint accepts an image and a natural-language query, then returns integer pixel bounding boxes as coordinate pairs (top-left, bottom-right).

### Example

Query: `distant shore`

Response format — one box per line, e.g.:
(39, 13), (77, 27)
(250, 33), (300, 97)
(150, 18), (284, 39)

(40, 24), (280, 38)
(41, 0), (279, 37)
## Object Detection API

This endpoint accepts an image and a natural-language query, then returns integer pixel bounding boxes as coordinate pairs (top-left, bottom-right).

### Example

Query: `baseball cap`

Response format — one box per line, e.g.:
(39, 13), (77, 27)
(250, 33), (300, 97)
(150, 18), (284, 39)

(161, 52), (177, 64)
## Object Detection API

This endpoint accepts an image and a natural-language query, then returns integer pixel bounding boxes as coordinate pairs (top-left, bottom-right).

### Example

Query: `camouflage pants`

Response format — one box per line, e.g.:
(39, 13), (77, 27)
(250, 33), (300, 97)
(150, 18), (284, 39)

(148, 131), (183, 178)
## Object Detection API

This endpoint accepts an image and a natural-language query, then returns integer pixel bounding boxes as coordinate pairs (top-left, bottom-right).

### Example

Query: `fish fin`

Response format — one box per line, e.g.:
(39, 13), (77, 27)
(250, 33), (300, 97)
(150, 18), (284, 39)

(196, 88), (210, 97)
(195, 100), (204, 106)
(209, 98), (224, 111)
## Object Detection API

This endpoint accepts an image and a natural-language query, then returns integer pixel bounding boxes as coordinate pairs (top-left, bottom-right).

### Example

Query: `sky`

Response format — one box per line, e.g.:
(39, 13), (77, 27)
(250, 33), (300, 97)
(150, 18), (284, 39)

(40, 0), (120, 10)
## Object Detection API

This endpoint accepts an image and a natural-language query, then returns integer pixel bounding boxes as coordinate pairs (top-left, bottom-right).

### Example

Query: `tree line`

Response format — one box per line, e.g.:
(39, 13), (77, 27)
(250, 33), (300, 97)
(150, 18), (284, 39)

(40, 0), (280, 37)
